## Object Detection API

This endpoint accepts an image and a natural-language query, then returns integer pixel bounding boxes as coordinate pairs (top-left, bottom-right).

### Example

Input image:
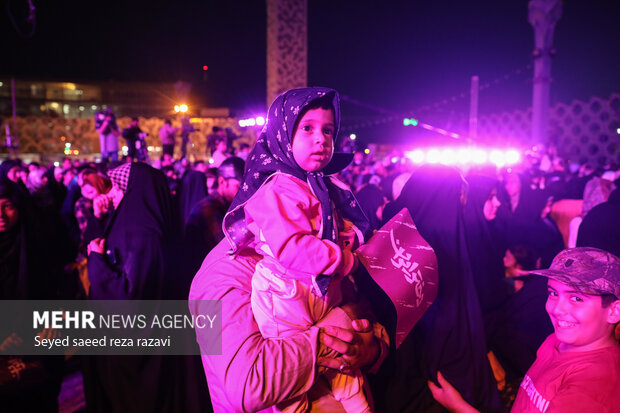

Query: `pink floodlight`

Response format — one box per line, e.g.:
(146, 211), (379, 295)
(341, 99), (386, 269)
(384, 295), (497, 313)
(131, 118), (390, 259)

(456, 148), (473, 164)
(505, 149), (520, 165)
(405, 150), (425, 164)
(489, 150), (505, 167)
(427, 149), (441, 164)
(472, 149), (488, 164)
(439, 149), (457, 165)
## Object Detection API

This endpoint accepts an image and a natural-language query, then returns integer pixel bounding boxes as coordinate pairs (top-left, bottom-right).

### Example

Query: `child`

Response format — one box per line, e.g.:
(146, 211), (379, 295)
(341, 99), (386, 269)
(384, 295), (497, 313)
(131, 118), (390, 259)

(222, 87), (372, 412)
(429, 247), (620, 412)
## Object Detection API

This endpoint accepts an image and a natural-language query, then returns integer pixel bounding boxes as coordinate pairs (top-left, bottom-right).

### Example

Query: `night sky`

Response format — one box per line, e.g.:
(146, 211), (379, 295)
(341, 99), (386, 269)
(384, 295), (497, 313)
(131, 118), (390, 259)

(2, 0), (619, 140)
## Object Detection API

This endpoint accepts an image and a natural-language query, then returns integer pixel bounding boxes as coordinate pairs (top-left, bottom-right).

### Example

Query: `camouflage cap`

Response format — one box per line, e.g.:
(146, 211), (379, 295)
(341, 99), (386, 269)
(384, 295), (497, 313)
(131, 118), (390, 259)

(530, 247), (620, 299)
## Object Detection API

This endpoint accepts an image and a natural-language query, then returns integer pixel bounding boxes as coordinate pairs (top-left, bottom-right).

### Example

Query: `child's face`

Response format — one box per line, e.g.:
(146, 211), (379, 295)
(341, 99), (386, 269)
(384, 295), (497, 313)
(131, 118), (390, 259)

(546, 279), (618, 353)
(292, 108), (335, 172)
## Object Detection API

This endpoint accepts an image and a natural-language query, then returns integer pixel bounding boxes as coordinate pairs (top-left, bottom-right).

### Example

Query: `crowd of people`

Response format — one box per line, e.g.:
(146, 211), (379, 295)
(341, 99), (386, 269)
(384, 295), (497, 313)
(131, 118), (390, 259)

(0, 86), (619, 412)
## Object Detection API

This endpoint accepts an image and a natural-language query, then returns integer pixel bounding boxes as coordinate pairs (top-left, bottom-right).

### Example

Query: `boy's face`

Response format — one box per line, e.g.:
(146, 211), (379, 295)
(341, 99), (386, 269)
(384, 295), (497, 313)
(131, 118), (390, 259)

(546, 279), (618, 353)
(292, 108), (335, 172)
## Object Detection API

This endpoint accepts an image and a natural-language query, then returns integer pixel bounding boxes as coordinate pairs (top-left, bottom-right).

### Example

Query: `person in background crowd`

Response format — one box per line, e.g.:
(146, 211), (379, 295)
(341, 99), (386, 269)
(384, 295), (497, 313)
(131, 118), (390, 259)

(177, 169), (207, 231)
(355, 183), (387, 232)
(184, 156), (244, 275)
(84, 162), (209, 412)
(236, 142), (251, 161)
(180, 116), (197, 159)
(121, 117), (143, 162)
(0, 159), (24, 185)
(463, 175), (513, 316)
(378, 166), (501, 412)
(205, 167), (218, 195)
(95, 108), (120, 162)
(577, 183), (620, 257)
(210, 137), (230, 168)
(159, 119), (178, 158)
(0, 179), (64, 412)
(206, 126), (226, 155)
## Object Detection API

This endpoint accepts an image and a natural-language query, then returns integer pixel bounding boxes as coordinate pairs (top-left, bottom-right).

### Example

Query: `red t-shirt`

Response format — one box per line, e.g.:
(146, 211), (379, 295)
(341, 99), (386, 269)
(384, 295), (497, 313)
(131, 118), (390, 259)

(512, 333), (620, 412)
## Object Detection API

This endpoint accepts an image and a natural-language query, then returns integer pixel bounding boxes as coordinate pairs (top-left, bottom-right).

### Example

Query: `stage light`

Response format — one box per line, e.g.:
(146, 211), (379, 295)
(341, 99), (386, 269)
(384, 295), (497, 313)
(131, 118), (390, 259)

(439, 149), (456, 165)
(457, 148), (472, 164)
(505, 149), (520, 165)
(203, 65), (209, 71)
(349, 134), (357, 140)
(364, 148), (370, 155)
(489, 150), (505, 167)
(472, 149), (487, 164)
(256, 116), (265, 126)
(405, 150), (425, 164)
(427, 149), (440, 164)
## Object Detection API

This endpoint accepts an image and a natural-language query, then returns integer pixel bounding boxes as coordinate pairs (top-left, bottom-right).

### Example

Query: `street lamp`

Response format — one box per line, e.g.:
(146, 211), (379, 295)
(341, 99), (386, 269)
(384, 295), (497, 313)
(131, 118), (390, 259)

(174, 104), (189, 113)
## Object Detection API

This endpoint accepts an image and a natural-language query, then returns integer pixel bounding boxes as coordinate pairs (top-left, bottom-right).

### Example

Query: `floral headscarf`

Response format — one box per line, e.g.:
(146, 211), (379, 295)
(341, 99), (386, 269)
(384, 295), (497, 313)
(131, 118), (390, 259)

(223, 87), (369, 291)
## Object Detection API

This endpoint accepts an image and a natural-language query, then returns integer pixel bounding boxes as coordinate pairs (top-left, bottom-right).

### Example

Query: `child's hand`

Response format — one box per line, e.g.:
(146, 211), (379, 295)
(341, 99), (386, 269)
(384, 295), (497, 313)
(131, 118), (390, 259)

(428, 371), (479, 413)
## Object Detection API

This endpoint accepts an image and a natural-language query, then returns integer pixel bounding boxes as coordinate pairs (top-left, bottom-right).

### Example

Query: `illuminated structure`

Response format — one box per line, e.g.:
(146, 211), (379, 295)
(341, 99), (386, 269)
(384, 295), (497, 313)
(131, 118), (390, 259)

(528, 0), (562, 143)
(0, 79), (184, 119)
(266, 0), (307, 106)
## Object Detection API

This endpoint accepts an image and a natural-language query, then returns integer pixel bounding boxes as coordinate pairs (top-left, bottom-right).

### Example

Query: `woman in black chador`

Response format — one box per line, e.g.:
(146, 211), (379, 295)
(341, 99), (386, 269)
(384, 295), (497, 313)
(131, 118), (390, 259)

(374, 166), (501, 412)
(0, 179), (63, 412)
(463, 175), (512, 315)
(85, 162), (209, 412)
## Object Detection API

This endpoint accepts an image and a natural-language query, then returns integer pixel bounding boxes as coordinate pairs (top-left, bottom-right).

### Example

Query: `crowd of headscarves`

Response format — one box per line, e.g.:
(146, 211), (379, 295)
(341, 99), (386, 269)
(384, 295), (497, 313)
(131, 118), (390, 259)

(337, 147), (619, 409)
(1, 124), (619, 412)
(0, 156), (229, 412)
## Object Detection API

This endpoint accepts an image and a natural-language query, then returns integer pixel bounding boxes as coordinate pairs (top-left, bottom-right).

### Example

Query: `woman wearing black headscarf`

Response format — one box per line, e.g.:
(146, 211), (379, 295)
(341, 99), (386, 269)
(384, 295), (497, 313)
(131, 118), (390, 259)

(355, 183), (387, 232)
(463, 175), (512, 315)
(177, 169), (207, 232)
(0, 179), (63, 412)
(374, 166), (501, 412)
(85, 163), (209, 412)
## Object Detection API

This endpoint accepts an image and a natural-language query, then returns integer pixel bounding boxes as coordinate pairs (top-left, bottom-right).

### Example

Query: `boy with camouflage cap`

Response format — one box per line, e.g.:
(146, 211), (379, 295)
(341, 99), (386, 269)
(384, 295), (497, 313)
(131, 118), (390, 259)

(430, 247), (620, 412)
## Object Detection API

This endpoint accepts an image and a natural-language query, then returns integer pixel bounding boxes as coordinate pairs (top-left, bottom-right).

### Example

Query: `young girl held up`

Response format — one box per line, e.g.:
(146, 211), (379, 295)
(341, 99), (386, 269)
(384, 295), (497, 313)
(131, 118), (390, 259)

(222, 87), (373, 412)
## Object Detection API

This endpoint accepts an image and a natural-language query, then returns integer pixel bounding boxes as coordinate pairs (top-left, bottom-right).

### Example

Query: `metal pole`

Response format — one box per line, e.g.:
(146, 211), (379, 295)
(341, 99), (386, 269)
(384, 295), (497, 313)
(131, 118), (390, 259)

(10, 78), (18, 156)
(528, 0), (562, 144)
(469, 75), (479, 140)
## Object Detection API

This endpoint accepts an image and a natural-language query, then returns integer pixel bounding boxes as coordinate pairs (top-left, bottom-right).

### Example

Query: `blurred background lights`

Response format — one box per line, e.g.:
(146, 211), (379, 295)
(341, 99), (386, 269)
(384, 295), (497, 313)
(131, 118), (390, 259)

(403, 118), (418, 127)
(489, 150), (505, 167)
(349, 133), (357, 140)
(426, 149), (441, 164)
(439, 149), (457, 165)
(472, 149), (488, 164)
(174, 104), (188, 113)
(364, 148), (370, 155)
(457, 148), (473, 164)
(239, 116), (266, 127)
(403, 147), (521, 167)
(505, 149), (520, 165)
(406, 150), (425, 164)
